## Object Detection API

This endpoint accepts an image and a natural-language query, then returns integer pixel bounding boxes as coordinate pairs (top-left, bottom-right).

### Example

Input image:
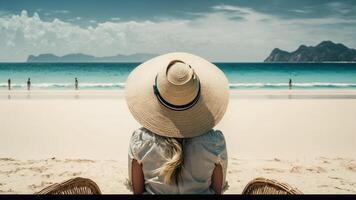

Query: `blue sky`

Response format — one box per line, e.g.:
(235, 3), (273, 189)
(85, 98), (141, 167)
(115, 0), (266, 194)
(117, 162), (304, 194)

(0, 0), (355, 61)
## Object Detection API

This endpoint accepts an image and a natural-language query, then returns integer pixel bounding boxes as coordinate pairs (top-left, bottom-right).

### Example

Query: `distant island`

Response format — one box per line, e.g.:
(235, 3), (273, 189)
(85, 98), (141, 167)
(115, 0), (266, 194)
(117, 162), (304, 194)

(264, 41), (356, 62)
(27, 53), (158, 63)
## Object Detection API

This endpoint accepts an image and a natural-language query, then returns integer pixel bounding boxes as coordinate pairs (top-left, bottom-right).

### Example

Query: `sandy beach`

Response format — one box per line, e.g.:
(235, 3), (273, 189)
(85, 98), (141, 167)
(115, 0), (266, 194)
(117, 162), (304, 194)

(0, 89), (356, 194)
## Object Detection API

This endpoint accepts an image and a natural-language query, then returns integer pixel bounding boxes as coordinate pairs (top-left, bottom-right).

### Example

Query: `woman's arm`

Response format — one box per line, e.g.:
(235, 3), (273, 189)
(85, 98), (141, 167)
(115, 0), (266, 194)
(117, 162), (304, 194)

(131, 159), (145, 194)
(211, 163), (223, 194)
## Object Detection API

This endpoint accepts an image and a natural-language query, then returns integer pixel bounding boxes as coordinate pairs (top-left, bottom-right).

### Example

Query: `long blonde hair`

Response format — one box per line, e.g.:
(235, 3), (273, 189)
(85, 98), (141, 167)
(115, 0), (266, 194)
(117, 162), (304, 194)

(155, 137), (184, 185)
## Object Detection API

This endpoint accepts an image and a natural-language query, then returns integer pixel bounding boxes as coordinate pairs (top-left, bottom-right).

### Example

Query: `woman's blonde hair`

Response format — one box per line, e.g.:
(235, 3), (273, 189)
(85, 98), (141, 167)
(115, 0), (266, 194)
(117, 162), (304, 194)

(155, 137), (184, 185)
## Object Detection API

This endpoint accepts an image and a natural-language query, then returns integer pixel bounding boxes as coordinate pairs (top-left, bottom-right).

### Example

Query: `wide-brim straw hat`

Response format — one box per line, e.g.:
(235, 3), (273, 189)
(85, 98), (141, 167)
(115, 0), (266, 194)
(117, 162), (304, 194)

(125, 52), (229, 138)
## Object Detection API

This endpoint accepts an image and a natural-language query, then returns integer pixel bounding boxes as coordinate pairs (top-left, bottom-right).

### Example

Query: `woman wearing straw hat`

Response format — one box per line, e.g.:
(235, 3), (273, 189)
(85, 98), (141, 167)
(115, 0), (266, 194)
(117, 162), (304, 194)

(125, 52), (229, 194)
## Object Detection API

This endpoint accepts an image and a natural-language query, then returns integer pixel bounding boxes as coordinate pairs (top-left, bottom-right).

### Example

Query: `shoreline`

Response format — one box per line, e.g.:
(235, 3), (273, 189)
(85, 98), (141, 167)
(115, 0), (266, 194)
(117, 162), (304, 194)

(1, 89), (356, 100)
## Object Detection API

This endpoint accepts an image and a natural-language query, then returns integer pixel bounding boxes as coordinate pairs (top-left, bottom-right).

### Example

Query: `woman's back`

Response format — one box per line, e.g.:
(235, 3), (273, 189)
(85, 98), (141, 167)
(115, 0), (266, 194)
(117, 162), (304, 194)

(128, 127), (228, 194)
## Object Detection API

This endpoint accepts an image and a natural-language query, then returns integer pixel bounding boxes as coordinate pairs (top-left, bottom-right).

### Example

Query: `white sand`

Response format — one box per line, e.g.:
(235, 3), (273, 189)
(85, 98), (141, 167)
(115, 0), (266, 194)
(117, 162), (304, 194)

(0, 90), (356, 194)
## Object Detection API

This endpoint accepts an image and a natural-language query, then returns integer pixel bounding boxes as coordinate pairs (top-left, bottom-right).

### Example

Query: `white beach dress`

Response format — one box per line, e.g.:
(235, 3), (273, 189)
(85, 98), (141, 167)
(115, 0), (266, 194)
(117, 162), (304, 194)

(128, 127), (228, 194)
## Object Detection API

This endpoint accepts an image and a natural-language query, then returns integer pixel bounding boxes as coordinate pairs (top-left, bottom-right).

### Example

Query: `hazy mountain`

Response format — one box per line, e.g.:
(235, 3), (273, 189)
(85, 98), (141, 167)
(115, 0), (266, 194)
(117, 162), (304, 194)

(27, 53), (158, 62)
(264, 41), (356, 62)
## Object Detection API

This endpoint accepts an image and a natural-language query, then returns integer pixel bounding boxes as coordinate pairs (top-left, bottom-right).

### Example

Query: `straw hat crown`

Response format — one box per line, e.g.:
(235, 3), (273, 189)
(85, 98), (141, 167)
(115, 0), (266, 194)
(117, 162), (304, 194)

(156, 60), (200, 107)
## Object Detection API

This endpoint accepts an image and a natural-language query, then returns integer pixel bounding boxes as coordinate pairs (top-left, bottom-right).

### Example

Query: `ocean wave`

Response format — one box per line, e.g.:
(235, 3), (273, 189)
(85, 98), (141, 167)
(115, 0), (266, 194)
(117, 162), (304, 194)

(229, 82), (356, 88)
(0, 82), (126, 89)
(1, 82), (356, 89)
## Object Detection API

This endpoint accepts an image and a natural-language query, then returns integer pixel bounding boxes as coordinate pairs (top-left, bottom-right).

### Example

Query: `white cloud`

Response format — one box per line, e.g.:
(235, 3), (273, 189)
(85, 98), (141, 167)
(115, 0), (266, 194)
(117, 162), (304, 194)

(110, 17), (121, 21)
(0, 7), (355, 62)
(212, 4), (248, 12)
(289, 9), (311, 14)
(325, 2), (354, 15)
(68, 16), (82, 22)
(53, 10), (70, 14)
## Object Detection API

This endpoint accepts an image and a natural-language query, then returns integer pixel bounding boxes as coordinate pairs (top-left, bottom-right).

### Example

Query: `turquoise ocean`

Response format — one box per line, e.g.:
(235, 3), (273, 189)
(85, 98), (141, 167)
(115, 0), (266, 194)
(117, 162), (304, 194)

(0, 63), (356, 90)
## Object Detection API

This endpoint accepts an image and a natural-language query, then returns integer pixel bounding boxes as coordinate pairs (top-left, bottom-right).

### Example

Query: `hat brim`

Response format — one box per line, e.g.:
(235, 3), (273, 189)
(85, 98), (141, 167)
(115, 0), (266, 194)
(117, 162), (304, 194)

(125, 52), (229, 138)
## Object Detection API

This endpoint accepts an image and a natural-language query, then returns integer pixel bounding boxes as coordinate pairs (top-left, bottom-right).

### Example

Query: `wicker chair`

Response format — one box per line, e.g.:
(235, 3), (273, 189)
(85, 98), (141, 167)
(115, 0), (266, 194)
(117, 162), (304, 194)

(35, 177), (101, 194)
(242, 177), (302, 195)
(35, 176), (302, 195)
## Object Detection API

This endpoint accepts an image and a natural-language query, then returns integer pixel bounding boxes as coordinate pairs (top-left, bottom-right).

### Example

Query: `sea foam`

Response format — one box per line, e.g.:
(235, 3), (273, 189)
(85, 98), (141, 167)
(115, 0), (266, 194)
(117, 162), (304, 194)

(1, 82), (356, 89)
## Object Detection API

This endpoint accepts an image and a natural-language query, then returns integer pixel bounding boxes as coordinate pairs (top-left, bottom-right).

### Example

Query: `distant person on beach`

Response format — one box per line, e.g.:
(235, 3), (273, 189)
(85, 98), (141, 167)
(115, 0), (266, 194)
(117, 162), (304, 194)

(8, 78), (11, 90)
(125, 53), (229, 194)
(289, 78), (292, 90)
(75, 78), (79, 90)
(27, 78), (31, 91)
